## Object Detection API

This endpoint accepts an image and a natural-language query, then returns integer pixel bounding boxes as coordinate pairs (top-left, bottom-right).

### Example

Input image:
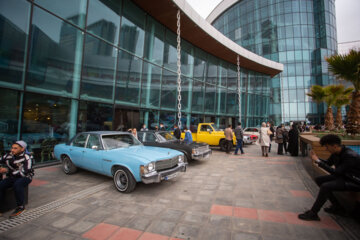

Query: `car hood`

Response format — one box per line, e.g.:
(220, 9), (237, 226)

(106, 145), (182, 163)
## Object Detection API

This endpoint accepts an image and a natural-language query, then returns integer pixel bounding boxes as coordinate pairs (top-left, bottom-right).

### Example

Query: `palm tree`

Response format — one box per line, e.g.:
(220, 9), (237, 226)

(326, 50), (360, 134)
(307, 85), (333, 130)
(332, 85), (354, 129)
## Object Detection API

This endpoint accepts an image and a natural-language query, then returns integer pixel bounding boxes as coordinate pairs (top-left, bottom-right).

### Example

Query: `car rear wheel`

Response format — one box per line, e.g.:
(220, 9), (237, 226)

(62, 156), (77, 174)
(113, 168), (136, 193)
(219, 139), (227, 151)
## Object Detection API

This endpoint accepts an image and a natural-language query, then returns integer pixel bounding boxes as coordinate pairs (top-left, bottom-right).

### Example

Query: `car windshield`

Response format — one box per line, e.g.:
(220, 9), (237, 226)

(157, 132), (177, 142)
(102, 134), (142, 150)
(210, 124), (220, 131)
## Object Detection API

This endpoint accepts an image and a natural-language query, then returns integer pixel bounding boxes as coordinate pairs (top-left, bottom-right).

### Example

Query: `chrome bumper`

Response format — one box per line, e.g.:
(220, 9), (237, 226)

(192, 149), (212, 160)
(141, 162), (187, 184)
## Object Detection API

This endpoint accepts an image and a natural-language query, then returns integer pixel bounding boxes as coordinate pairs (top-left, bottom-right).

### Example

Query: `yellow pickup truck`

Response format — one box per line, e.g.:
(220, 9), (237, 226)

(181, 123), (236, 151)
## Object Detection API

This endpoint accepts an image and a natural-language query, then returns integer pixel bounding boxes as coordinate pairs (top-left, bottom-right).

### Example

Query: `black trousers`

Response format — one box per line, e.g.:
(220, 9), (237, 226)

(225, 140), (233, 153)
(277, 143), (283, 154)
(311, 175), (360, 213)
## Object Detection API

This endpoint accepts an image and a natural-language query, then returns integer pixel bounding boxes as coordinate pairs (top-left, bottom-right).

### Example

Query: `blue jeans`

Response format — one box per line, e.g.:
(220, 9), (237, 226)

(0, 177), (32, 207)
(234, 138), (244, 154)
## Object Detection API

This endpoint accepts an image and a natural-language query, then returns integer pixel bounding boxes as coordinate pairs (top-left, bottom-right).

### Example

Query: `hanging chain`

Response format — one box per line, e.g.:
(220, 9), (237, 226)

(176, 10), (182, 129)
(237, 55), (241, 122)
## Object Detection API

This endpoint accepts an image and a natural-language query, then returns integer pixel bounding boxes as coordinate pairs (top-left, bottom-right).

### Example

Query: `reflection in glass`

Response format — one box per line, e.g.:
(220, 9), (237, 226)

(0, 0), (30, 87)
(192, 80), (204, 113)
(144, 17), (164, 65)
(159, 111), (175, 131)
(161, 69), (176, 110)
(81, 34), (116, 102)
(0, 88), (20, 154)
(205, 83), (216, 113)
(22, 93), (71, 163)
(141, 62), (161, 108)
(87, 0), (121, 45)
(27, 7), (84, 97)
(216, 87), (226, 114)
(193, 48), (206, 81)
(115, 51), (141, 105)
(78, 101), (113, 132)
(163, 31), (177, 71)
(140, 109), (159, 130)
(35, 0), (87, 28)
(120, 0), (145, 57)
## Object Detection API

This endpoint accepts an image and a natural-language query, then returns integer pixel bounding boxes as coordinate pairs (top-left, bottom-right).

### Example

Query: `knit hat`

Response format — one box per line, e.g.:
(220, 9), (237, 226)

(15, 140), (27, 149)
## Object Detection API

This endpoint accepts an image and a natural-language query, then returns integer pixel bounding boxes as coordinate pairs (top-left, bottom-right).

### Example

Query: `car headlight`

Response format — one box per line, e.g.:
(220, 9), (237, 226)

(140, 162), (155, 175)
(148, 162), (155, 171)
(178, 155), (184, 163)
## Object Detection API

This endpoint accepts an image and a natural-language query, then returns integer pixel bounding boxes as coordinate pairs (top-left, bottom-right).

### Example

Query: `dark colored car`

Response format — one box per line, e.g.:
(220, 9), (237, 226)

(137, 131), (212, 162)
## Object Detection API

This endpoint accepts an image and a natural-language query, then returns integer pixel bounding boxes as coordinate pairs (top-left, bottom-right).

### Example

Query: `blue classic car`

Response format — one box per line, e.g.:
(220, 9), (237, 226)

(54, 131), (186, 193)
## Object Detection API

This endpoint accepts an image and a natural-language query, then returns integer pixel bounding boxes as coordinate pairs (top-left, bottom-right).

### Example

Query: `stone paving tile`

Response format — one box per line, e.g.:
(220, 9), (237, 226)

(1, 144), (356, 240)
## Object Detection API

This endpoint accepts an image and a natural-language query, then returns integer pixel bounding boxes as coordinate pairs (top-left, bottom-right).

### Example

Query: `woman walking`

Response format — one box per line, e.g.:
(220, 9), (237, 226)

(259, 122), (271, 157)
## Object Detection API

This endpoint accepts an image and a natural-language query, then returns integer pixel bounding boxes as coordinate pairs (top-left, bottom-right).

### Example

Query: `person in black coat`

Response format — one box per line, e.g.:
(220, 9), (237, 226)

(173, 124), (181, 140)
(288, 124), (299, 156)
(298, 134), (360, 221)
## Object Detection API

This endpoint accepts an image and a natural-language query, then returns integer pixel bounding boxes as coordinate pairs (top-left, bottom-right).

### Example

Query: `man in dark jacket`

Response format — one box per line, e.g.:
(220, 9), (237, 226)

(234, 122), (244, 155)
(298, 134), (360, 221)
(0, 141), (34, 218)
(173, 124), (181, 139)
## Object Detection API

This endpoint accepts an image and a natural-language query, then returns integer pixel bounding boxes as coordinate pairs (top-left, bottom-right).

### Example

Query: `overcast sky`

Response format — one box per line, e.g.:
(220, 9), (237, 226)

(185, 0), (360, 53)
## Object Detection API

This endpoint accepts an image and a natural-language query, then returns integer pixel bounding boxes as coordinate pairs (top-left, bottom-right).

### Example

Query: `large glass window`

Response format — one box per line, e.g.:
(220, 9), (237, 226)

(0, 0), (30, 88)
(22, 93), (71, 163)
(144, 17), (164, 66)
(192, 80), (204, 113)
(27, 7), (84, 97)
(87, 0), (121, 45)
(81, 34), (117, 102)
(193, 49), (207, 81)
(34, 0), (87, 28)
(115, 51), (142, 105)
(161, 69), (177, 110)
(119, 0), (145, 57)
(78, 101), (113, 132)
(227, 91), (237, 114)
(181, 77), (192, 112)
(140, 62), (161, 108)
(159, 111), (175, 131)
(205, 83), (216, 113)
(163, 31), (177, 72)
(216, 87), (227, 114)
(0, 88), (21, 154)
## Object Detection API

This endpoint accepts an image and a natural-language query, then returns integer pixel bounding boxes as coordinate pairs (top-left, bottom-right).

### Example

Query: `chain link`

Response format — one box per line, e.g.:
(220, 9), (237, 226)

(237, 55), (241, 122)
(176, 10), (182, 128)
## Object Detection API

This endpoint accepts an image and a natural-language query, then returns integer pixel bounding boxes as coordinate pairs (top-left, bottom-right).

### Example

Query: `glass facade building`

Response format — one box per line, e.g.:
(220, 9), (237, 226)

(0, 0), (276, 164)
(211, 0), (337, 124)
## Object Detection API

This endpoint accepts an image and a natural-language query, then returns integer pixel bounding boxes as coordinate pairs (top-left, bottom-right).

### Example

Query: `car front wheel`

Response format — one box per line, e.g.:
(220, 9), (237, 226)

(113, 168), (136, 193)
(62, 156), (77, 174)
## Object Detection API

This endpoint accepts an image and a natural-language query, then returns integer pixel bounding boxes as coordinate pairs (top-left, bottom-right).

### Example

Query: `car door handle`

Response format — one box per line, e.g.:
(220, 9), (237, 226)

(102, 159), (112, 162)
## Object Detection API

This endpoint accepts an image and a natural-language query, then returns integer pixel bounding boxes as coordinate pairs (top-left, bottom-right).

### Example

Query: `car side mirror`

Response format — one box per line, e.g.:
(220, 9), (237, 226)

(92, 145), (98, 150)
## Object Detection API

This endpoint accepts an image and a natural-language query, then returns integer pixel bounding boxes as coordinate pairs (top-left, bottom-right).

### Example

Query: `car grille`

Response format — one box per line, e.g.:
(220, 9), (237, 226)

(195, 145), (209, 153)
(155, 156), (179, 171)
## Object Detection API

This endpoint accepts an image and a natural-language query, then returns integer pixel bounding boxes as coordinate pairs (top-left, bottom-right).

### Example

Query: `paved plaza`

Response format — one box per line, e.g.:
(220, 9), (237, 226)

(0, 143), (359, 240)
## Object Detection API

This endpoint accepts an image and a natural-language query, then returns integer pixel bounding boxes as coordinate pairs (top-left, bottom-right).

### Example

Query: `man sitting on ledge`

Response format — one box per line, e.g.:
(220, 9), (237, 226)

(298, 134), (360, 221)
(0, 141), (34, 218)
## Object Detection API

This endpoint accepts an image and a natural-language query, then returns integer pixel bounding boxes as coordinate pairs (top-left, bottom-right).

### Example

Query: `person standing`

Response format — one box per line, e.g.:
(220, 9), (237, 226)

(173, 124), (181, 140)
(283, 127), (289, 154)
(131, 128), (138, 139)
(259, 122), (271, 157)
(288, 124), (299, 156)
(234, 122), (244, 155)
(183, 127), (193, 144)
(268, 122), (275, 153)
(0, 141), (34, 218)
(224, 124), (233, 154)
(275, 124), (284, 155)
(298, 134), (360, 221)
(140, 124), (148, 131)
